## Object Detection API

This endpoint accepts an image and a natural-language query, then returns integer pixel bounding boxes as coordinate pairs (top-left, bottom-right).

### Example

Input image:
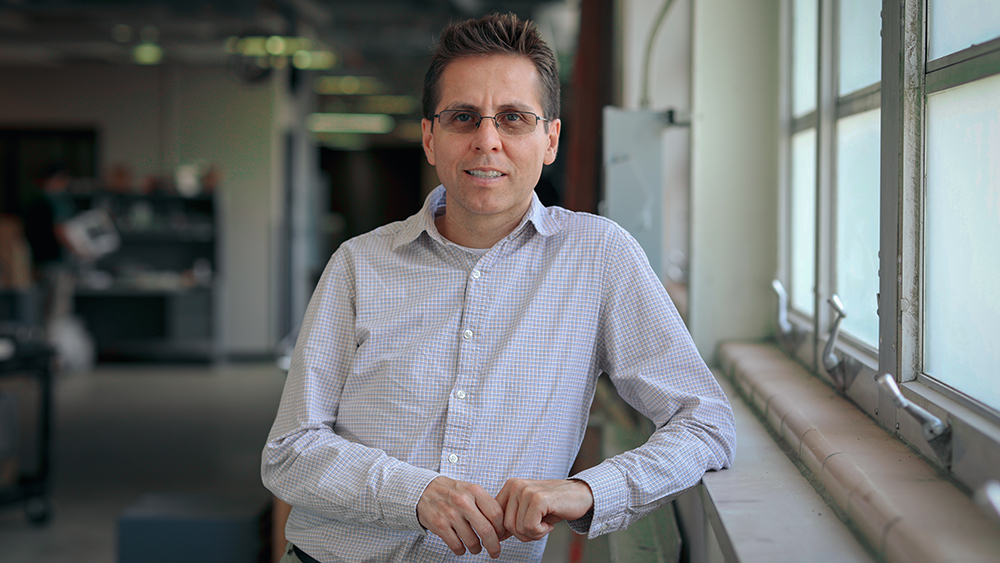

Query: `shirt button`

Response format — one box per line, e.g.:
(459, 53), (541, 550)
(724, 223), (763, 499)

(471, 269), (481, 279)
(455, 390), (467, 399)
(462, 329), (473, 340)
(448, 454), (459, 464)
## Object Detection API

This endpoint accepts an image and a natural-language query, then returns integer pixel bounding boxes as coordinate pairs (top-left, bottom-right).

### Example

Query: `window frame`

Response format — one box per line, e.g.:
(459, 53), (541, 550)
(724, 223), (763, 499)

(778, 0), (1000, 496)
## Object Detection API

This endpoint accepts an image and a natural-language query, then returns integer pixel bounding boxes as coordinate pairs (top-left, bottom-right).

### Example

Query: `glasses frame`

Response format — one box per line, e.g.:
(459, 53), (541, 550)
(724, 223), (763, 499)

(433, 109), (550, 136)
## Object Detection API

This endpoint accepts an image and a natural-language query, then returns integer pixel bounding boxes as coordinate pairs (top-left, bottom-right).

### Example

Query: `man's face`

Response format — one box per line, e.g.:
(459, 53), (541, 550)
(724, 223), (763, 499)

(422, 54), (560, 232)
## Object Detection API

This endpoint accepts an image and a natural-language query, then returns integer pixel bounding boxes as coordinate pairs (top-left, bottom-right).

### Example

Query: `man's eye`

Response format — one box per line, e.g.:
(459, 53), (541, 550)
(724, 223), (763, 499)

(502, 113), (523, 122)
(453, 112), (476, 122)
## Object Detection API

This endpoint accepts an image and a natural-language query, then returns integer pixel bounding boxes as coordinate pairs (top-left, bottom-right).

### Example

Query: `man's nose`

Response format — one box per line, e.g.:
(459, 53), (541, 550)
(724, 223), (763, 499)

(472, 117), (503, 151)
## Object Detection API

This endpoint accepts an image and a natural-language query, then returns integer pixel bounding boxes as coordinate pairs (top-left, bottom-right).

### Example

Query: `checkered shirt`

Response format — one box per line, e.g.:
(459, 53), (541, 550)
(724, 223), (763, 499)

(262, 186), (736, 562)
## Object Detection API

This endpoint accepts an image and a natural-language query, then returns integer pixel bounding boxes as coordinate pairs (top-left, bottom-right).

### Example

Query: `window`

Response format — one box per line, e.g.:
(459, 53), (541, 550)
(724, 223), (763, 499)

(923, 13), (1000, 413)
(789, 128), (816, 316)
(782, 0), (881, 350)
(834, 108), (879, 348)
(780, 0), (1000, 493)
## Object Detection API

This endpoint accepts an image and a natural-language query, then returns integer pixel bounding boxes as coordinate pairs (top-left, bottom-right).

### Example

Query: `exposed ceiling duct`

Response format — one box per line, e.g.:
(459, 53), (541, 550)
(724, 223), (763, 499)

(0, 0), (564, 90)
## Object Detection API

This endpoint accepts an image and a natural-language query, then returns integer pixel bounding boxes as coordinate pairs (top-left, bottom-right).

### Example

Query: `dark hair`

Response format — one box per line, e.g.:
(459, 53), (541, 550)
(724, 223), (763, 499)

(422, 13), (560, 123)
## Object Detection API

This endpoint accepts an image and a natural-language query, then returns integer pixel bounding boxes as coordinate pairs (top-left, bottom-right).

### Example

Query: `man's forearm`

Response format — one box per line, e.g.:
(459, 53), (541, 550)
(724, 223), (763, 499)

(262, 427), (440, 531)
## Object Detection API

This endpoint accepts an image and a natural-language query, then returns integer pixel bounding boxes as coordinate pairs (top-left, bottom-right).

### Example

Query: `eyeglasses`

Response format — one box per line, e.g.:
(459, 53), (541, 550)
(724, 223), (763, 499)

(434, 109), (549, 136)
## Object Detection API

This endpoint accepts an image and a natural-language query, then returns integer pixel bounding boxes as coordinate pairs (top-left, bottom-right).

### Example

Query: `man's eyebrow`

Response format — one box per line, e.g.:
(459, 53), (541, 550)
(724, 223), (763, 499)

(443, 101), (537, 113)
(443, 103), (480, 112)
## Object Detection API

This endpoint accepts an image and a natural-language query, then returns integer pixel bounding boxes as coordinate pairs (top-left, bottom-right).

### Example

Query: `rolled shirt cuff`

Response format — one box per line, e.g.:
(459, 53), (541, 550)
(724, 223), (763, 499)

(567, 462), (630, 538)
(378, 464), (441, 531)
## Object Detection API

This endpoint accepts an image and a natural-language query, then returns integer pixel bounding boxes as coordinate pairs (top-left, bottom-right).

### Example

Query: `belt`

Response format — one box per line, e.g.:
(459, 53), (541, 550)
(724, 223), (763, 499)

(292, 544), (322, 563)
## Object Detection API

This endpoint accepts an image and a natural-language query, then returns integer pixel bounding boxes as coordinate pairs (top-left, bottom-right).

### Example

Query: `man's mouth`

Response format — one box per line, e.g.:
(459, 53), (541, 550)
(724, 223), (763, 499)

(466, 169), (505, 179)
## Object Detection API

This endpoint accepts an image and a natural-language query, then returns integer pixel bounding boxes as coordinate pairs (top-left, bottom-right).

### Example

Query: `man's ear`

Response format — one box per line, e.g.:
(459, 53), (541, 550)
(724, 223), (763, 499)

(422, 119), (436, 166)
(543, 119), (561, 165)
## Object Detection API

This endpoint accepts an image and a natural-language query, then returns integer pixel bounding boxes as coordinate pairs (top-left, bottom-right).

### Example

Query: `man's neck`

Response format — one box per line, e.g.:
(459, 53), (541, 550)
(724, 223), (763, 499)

(435, 206), (529, 249)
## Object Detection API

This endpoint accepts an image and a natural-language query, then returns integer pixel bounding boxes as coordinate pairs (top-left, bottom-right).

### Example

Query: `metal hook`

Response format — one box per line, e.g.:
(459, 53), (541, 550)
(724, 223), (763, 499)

(877, 374), (952, 466)
(771, 279), (793, 336)
(822, 295), (846, 372)
(877, 374), (949, 440)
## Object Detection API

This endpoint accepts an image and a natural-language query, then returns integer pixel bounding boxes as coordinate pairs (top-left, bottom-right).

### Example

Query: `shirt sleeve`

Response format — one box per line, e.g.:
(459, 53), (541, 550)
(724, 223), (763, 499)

(566, 226), (737, 538)
(261, 248), (440, 531)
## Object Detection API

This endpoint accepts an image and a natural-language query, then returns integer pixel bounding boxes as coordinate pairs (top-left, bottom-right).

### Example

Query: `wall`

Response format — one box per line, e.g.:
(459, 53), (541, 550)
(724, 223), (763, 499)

(0, 62), (282, 357)
(615, 0), (778, 359)
(688, 0), (779, 360)
(0, 64), (163, 176)
(164, 65), (281, 356)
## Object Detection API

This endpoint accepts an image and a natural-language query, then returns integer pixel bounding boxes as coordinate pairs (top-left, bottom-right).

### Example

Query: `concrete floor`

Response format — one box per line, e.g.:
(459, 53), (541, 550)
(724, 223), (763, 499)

(0, 362), (571, 563)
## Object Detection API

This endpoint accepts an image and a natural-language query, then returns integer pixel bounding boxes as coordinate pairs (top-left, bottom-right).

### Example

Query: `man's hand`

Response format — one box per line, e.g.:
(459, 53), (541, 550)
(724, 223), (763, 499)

(416, 476), (508, 558)
(495, 478), (594, 542)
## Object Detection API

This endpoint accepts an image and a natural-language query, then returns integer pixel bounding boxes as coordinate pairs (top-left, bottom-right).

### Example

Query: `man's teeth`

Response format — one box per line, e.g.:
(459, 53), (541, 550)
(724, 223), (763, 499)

(468, 170), (504, 179)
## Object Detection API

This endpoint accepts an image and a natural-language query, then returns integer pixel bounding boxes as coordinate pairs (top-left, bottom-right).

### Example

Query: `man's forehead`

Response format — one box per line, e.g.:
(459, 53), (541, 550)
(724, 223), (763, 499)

(437, 54), (543, 110)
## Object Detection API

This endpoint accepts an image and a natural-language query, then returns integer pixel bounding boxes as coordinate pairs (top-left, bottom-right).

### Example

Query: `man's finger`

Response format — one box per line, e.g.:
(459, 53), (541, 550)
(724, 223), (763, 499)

(495, 482), (510, 509)
(473, 489), (506, 556)
(494, 484), (515, 542)
(439, 526), (469, 556)
(454, 518), (485, 555)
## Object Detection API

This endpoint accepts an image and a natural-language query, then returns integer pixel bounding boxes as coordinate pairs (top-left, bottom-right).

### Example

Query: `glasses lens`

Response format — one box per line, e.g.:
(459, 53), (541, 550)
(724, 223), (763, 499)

(439, 111), (479, 133)
(496, 112), (537, 135)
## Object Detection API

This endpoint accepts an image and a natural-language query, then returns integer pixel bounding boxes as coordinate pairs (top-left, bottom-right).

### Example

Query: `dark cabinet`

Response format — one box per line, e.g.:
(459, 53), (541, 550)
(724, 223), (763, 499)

(70, 192), (218, 361)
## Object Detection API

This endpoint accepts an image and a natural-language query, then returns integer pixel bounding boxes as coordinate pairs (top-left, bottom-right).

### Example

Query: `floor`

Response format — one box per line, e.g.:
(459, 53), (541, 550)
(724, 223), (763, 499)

(0, 361), (570, 563)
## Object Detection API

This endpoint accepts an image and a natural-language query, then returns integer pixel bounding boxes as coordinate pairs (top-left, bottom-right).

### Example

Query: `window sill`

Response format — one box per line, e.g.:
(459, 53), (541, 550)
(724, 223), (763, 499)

(690, 370), (874, 562)
(717, 342), (1000, 563)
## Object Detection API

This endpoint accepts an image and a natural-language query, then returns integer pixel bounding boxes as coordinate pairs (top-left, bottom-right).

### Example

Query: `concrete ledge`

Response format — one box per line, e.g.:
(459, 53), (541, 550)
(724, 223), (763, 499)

(696, 371), (873, 563)
(719, 342), (1000, 563)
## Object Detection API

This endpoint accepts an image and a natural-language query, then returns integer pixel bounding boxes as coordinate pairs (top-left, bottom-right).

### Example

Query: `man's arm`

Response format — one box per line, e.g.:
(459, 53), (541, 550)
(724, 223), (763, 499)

(570, 227), (736, 538)
(498, 226), (736, 541)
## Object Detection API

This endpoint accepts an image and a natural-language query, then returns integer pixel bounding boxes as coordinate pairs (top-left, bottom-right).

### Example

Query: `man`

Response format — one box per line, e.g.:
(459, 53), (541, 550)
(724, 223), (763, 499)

(262, 13), (735, 563)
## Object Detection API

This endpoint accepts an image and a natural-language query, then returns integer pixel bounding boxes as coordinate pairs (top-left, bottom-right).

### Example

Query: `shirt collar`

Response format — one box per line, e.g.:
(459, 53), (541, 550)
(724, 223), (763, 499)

(392, 185), (562, 250)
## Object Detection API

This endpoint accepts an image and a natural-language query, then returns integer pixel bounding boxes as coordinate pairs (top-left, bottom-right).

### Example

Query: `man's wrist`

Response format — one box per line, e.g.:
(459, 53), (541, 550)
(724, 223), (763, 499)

(380, 465), (440, 531)
(568, 478), (595, 511)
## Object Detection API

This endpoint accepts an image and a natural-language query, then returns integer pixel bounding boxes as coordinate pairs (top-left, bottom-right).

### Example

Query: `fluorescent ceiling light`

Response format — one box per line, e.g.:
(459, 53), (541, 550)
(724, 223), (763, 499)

(307, 113), (395, 134)
(133, 42), (162, 65)
(314, 76), (384, 95)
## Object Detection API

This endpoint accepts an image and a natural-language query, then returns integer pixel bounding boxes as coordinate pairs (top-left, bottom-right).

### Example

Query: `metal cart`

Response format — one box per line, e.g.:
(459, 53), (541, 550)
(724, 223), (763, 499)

(0, 326), (54, 524)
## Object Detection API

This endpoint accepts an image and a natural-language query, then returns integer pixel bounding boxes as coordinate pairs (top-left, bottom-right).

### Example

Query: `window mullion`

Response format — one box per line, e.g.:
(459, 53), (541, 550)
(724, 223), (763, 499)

(879, 0), (924, 428)
(814, 0), (836, 374)
(778, 0), (792, 302)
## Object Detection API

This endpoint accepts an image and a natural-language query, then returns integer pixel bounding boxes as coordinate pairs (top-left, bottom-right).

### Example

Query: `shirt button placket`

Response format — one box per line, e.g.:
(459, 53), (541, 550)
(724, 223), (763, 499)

(446, 265), (482, 479)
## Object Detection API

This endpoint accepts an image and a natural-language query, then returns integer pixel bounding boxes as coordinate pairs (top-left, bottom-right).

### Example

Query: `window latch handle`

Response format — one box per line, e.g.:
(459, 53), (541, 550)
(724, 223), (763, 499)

(878, 374), (950, 441)
(771, 279), (793, 335)
(822, 295), (846, 372)
(878, 374), (951, 466)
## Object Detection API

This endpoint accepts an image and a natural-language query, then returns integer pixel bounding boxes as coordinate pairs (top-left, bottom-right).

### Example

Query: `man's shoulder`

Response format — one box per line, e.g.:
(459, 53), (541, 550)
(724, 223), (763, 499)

(340, 216), (421, 253)
(542, 205), (628, 239)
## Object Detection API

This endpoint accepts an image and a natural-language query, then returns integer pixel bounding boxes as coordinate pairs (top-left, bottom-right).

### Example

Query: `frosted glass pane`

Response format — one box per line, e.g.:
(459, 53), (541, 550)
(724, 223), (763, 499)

(792, 0), (818, 117)
(928, 0), (1000, 60)
(791, 128), (816, 315)
(925, 74), (1000, 412)
(838, 0), (881, 96)
(835, 109), (880, 349)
